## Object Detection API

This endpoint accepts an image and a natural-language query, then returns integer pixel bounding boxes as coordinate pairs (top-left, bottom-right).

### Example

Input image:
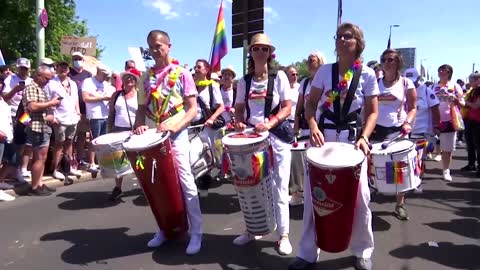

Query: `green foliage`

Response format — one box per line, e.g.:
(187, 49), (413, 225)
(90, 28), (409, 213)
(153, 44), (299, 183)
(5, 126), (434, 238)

(0, 0), (102, 67)
(293, 58), (309, 80)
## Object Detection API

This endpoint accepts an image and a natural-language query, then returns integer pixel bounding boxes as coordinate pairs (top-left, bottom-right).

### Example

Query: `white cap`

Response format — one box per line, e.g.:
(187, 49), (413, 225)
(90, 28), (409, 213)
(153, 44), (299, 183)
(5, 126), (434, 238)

(40, 58), (55, 66)
(97, 63), (112, 76)
(16, 58), (31, 69)
(72, 51), (84, 58)
(403, 68), (419, 81)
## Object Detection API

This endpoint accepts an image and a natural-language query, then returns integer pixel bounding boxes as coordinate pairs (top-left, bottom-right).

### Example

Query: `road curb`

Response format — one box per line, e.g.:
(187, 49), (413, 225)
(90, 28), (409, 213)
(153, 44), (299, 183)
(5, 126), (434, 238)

(4, 172), (101, 197)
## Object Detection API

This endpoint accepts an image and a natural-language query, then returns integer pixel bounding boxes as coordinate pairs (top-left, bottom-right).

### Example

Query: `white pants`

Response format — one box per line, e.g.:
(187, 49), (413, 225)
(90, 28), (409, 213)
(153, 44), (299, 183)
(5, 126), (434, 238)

(200, 127), (221, 166)
(167, 129), (203, 235)
(297, 129), (374, 262)
(270, 134), (292, 236)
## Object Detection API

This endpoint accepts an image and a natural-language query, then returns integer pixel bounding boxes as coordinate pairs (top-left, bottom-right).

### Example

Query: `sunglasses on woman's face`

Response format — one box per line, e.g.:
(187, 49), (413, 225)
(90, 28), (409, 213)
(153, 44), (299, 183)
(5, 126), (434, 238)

(381, 57), (396, 63)
(439, 68), (451, 73)
(290, 73), (298, 77)
(334, 33), (355, 41)
(252, 46), (270, 53)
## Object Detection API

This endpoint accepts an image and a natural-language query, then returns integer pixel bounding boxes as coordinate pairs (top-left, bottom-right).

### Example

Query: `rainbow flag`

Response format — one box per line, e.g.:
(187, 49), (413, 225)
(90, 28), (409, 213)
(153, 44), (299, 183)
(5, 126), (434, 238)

(385, 161), (405, 184)
(210, 0), (228, 72)
(252, 151), (270, 182)
(19, 112), (31, 126)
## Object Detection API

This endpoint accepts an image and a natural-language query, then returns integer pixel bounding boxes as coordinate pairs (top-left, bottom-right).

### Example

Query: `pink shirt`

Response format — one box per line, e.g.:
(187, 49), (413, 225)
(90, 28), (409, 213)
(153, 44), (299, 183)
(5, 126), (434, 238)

(433, 82), (464, 122)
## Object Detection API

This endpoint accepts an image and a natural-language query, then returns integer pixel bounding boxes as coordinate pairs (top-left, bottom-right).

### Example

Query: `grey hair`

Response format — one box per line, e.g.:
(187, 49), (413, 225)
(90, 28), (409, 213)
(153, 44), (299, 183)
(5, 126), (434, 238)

(36, 65), (51, 74)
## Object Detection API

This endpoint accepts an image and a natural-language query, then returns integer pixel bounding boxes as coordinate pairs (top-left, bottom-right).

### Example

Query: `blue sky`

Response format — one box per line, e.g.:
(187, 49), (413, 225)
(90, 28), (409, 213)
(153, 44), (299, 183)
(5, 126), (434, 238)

(76, 0), (478, 81)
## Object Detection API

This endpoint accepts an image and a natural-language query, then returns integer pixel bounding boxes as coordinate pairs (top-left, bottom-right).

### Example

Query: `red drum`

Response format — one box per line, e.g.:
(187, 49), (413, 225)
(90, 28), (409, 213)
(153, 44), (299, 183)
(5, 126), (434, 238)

(122, 129), (187, 239)
(306, 142), (365, 253)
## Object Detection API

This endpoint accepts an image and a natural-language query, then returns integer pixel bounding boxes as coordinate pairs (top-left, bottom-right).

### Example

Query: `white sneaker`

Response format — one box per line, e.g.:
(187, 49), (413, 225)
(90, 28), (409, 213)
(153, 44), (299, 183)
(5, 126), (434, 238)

(69, 168), (82, 177)
(186, 234), (202, 255)
(147, 231), (166, 248)
(434, 155), (442, 162)
(15, 170), (30, 183)
(53, 170), (65, 180)
(0, 190), (15, 201)
(277, 237), (293, 255)
(426, 153), (433, 160)
(232, 233), (262, 246)
(22, 169), (31, 178)
(443, 170), (453, 182)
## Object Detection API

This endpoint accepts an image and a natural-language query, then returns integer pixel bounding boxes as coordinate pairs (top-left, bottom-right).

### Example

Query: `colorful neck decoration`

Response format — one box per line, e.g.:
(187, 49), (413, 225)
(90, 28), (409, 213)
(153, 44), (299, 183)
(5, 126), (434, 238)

(195, 79), (214, 87)
(322, 60), (361, 110)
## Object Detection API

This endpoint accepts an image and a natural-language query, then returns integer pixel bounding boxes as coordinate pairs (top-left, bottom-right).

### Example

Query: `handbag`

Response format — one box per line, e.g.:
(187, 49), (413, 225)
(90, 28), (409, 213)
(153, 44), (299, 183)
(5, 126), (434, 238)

(450, 103), (465, 131)
(196, 85), (225, 129)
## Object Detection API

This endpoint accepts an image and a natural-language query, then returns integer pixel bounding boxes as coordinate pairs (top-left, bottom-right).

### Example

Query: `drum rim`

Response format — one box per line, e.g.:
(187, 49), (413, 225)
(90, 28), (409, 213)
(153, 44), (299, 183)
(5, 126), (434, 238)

(222, 129), (269, 146)
(370, 140), (416, 155)
(122, 129), (169, 151)
(92, 131), (132, 145)
(305, 142), (365, 168)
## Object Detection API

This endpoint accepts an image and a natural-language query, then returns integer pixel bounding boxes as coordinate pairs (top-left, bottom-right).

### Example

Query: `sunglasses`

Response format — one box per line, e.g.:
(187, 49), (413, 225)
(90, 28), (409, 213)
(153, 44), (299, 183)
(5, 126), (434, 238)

(334, 33), (355, 41)
(290, 73), (298, 76)
(252, 46), (270, 53)
(381, 57), (396, 63)
(438, 68), (451, 73)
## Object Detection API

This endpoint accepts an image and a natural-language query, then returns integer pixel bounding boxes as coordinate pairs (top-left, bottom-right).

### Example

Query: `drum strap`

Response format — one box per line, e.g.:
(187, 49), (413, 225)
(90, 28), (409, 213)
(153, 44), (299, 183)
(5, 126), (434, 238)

(318, 62), (362, 136)
(244, 72), (278, 122)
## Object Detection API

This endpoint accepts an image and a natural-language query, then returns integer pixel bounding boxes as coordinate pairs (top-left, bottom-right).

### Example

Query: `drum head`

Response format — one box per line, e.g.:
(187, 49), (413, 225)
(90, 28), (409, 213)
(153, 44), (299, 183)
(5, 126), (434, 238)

(371, 140), (415, 155)
(92, 131), (131, 145)
(306, 142), (365, 168)
(122, 129), (169, 151)
(222, 128), (268, 147)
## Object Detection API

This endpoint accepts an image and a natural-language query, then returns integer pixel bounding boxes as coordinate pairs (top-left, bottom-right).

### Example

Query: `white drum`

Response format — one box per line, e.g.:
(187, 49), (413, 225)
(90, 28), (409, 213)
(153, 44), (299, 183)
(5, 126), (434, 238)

(222, 129), (276, 236)
(92, 131), (133, 179)
(370, 140), (420, 194)
(188, 132), (214, 179)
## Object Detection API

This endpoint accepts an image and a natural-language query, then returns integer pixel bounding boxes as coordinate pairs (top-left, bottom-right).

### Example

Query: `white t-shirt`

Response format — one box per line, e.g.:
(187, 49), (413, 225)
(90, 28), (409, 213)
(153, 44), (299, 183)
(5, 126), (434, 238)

(220, 86), (234, 123)
(0, 98), (13, 142)
(235, 71), (290, 126)
(82, 77), (115, 119)
(114, 92), (138, 128)
(412, 84), (440, 134)
(312, 64), (379, 124)
(376, 77), (415, 127)
(192, 83), (223, 122)
(2, 74), (33, 117)
(288, 82), (300, 120)
(432, 82), (464, 122)
(46, 76), (80, 125)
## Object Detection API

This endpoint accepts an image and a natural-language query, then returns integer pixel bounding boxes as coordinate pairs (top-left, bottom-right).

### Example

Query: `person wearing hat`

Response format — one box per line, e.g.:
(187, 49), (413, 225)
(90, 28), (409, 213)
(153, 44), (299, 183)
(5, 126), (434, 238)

(69, 51), (92, 170)
(292, 23), (378, 270)
(47, 60), (82, 182)
(134, 29), (203, 255)
(233, 33), (294, 255)
(40, 58), (56, 73)
(220, 65), (237, 123)
(367, 60), (383, 79)
(82, 63), (115, 173)
(106, 68), (140, 201)
(2, 57), (34, 182)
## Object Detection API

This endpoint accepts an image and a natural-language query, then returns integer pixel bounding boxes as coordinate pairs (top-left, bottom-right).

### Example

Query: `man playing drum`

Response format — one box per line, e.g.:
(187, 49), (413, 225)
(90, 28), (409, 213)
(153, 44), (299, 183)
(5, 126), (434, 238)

(134, 30), (203, 255)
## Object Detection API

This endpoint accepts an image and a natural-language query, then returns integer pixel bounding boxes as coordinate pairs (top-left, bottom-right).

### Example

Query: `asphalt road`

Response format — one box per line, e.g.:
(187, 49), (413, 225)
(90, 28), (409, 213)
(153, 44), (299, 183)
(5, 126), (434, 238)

(0, 147), (479, 270)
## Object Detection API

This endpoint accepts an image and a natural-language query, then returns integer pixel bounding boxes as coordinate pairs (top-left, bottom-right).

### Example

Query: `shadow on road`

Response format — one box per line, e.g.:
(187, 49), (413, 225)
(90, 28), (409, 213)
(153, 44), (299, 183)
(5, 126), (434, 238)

(199, 192), (241, 215)
(56, 188), (144, 210)
(372, 211), (392, 232)
(390, 242), (480, 269)
(425, 218), (480, 239)
(448, 181), (480, 190)
(40, 227), (152, 265)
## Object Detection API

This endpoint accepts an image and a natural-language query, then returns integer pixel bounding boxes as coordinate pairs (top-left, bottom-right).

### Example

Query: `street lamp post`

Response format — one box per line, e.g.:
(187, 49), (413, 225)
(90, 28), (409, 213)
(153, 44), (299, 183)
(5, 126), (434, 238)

(420, 58), (427, 78)
(387, 24), (400, 49)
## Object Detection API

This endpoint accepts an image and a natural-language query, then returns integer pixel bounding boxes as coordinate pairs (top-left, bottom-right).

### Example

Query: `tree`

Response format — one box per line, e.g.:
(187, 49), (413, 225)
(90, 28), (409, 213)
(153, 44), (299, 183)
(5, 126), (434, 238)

(293, 58), (309, 80)
(0, 0), (102, 66)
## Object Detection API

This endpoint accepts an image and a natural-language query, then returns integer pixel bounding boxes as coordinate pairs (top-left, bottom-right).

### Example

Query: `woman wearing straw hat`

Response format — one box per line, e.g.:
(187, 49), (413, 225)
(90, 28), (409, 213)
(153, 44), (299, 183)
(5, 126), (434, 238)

(233, 33), (293, 255)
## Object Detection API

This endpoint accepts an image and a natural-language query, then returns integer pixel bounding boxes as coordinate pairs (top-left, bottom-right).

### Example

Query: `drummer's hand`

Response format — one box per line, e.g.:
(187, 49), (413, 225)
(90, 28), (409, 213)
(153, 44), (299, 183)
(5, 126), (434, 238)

(135, 125), (148, 135)
(157, 122), (178, 134)
(254, 122), (271, 133)
(204, 118), (214, 127)
(355, 137), (370, 155)
(235, 121), (247, 132)
(401, 122), (412, 135)
(310, 126), (325, 147)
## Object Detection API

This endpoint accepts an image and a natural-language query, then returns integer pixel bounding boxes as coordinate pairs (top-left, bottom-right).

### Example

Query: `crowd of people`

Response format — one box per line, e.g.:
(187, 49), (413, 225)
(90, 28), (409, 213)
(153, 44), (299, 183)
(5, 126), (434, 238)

(0, 22), (479, 270)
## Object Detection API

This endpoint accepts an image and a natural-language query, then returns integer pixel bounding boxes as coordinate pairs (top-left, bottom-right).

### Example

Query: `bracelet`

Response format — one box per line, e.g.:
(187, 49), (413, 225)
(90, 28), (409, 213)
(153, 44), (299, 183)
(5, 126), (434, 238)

(358, 135), (369, 144)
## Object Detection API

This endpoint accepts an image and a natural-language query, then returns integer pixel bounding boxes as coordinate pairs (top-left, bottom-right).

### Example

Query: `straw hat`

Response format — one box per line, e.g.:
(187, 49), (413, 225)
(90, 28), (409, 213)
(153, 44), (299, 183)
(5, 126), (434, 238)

(249, 33), (275, 53)
(221, 65), (236, 78)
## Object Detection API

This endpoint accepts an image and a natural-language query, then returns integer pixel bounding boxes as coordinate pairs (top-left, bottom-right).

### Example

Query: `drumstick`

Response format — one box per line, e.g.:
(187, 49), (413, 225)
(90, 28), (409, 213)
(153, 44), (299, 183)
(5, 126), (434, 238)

(381, 132), (405, 149)
(188, 124), (205, 129)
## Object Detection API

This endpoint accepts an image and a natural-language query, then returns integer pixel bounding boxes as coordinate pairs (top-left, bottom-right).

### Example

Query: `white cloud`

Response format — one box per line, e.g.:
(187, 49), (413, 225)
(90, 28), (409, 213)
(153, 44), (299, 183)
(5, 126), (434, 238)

(144, 0), (180, 20)
(264, 6), (279, 24)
